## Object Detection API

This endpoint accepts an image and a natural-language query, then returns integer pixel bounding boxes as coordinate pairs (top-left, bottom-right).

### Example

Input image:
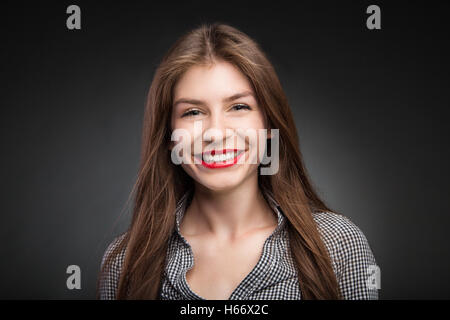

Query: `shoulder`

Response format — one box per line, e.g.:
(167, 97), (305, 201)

(101, 232), (127, 268)
(312, 211), (380, 300)
(98, 232), (127, 300)
(312, 211), (370, 249)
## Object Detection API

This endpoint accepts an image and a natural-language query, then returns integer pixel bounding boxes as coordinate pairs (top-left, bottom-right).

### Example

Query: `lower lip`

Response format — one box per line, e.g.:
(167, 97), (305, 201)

(200, 151), (245, 169)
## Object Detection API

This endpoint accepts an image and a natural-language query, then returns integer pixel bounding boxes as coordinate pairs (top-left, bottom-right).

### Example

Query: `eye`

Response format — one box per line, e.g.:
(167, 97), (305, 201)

(181, 109), (202, 117)
(231, 104), (251, 111)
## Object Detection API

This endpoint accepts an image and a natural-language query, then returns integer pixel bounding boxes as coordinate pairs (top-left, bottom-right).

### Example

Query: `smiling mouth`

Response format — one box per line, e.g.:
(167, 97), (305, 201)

(193, 149), (246, 168)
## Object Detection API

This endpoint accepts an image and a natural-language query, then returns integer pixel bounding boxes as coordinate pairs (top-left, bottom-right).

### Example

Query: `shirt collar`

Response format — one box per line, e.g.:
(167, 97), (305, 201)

(173, 188), (286, 244)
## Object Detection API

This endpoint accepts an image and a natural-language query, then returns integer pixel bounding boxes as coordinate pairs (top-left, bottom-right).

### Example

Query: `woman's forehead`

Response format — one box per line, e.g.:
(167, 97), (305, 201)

(173, 61), (254, 102)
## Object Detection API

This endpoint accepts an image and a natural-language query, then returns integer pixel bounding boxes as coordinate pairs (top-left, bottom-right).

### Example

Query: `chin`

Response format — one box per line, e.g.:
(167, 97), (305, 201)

(201, 181), (241, 193)
(186, 166), (253, 193)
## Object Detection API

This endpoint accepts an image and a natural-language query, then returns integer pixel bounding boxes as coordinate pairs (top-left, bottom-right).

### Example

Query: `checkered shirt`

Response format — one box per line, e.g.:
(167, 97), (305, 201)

(99, 190), (380, 300)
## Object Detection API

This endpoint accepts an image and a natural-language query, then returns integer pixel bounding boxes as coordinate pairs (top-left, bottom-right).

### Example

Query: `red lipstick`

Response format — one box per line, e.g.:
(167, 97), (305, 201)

(200, 149), (245, 169)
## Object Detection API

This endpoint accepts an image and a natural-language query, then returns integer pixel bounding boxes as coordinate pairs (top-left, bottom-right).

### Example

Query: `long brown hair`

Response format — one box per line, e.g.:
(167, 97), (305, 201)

(97, 22), (342, 299)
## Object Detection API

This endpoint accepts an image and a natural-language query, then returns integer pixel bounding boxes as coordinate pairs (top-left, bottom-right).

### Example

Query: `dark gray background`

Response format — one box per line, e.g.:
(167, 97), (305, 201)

(1, 0), (449, 299)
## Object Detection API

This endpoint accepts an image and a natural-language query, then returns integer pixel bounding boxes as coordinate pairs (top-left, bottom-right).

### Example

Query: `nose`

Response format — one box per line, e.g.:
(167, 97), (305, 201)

(202, 109), (234, 146)
(207, 109), (224, 132)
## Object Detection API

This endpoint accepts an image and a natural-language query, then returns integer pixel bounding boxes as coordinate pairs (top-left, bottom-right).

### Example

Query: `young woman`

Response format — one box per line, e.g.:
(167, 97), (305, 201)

(97, 23), (379, 300)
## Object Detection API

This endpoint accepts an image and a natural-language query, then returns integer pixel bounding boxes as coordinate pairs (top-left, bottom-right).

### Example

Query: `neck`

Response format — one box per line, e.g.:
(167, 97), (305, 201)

(181, 172), (277, 241)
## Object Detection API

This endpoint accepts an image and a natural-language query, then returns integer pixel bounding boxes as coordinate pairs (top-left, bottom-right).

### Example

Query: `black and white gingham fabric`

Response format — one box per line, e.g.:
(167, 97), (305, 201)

(99, 189), (379, 300)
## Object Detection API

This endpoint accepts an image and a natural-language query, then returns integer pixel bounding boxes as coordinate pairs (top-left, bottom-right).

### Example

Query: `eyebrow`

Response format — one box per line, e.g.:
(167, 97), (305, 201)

(173, 91), (255, 108)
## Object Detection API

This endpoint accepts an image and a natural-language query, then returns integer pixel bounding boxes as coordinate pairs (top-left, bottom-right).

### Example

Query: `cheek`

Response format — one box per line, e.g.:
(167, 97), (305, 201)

(242, 114), (268, 155)
(169, 123), (196, 164)
(239, 112), (266, 131)
(171, 117), (183, 132)
(171, 120), (196, 143)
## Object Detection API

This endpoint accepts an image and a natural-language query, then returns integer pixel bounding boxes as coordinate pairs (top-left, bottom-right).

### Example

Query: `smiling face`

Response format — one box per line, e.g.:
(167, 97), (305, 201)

(170, 59), (269, 192)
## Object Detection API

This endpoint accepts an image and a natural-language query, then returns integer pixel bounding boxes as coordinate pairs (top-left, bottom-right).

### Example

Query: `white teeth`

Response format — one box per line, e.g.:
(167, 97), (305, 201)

(203, 151), (239, 163)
